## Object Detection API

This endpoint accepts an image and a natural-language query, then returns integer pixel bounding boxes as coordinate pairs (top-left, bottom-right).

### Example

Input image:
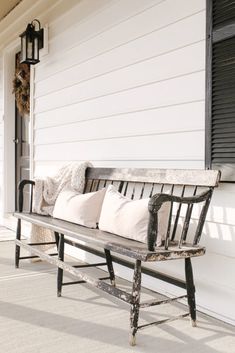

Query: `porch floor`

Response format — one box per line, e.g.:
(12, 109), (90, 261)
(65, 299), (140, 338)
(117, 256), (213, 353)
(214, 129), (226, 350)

(0, 233), (234, 353)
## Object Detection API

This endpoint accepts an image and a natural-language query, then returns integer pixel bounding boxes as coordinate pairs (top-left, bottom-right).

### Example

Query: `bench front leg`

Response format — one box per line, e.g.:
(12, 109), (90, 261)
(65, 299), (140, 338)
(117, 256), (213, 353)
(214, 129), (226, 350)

(54, 232), (60, 249)
(15, 219), (21, 268)
(104, 249), (116, 286)
(129, 259), (141, 346)
(185, 257), (197, 327)
(57, 234), (64, 297)
(15, 179), (35, 268)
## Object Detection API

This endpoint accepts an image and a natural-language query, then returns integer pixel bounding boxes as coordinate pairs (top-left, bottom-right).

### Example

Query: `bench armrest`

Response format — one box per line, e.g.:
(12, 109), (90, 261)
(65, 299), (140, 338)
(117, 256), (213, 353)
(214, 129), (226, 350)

(18, 179), (35, 212)
(147, 189), (213, 251)
(149, 189), (212, 213)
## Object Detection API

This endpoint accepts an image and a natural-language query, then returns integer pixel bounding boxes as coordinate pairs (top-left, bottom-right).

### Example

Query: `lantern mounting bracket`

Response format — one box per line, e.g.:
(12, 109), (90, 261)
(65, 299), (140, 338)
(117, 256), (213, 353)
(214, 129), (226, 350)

(31, 19), (44, 50)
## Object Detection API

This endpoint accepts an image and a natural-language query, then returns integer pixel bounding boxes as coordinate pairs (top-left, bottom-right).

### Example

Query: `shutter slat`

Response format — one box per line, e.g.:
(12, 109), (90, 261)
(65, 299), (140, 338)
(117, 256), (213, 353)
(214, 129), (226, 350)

(212, 142), (235, 147)
(213, 76), (235, 85)
(213, 158), (235, 162)
(213, 131), (235, 138)
(212, 95), (235, 105)
(212, 152), (235, 159)
(213, 91), (235, 99)
(212, 117), (235, 124)
(212, 124), (235, 131)
(213, 106), (235, 113)
(213, 84), (235, 92)
(212, 67), (235, 75)
(212, 147), (235, 151)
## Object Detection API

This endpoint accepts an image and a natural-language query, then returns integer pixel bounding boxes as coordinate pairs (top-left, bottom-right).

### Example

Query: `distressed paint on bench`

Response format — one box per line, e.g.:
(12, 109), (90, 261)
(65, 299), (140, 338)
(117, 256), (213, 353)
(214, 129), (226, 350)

(14, 212), (206, 261)
(14, 167), (220, 346)
(85, 167), (220, 187)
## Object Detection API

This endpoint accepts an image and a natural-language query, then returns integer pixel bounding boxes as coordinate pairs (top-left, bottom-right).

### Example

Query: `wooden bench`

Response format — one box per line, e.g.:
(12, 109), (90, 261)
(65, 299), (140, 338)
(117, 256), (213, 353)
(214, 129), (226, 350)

(14, 167), (220, 345)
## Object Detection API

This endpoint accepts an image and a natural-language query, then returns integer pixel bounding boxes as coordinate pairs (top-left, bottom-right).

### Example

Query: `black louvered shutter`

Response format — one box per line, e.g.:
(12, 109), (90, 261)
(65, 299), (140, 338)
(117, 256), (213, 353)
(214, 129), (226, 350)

(206, 0), (235, 180)
(212, 37), (235, 163)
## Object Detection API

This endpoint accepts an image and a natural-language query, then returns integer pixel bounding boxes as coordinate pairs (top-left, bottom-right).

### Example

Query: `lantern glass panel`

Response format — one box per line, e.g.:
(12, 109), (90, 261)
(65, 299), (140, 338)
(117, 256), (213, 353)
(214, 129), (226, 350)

(34, 37), (39, 60)
(21, 36), (26, 62)
(27, 37), (33, 60)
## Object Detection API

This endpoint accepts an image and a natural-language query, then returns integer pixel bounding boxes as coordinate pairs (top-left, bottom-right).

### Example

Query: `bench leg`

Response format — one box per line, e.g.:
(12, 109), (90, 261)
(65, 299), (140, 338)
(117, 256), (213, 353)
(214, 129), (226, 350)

(129, 259), (141, 346)
(57, 234), (64, 297)
(54, 232), (60, 249)
(104, 249), (116, 286)
(185, 257), (197, 327)
(15, 219), (21, 268)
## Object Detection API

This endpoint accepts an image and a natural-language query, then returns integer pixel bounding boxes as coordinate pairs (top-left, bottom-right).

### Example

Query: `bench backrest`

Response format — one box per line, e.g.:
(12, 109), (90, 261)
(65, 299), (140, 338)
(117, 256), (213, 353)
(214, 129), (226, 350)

(84, 168), (220, 248)
(85, 167), (220, 189)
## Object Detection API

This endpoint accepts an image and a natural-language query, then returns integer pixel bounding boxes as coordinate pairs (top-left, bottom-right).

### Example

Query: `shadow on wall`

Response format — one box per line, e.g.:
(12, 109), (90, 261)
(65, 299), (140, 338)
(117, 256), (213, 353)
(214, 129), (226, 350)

(204, 182), (235, 257)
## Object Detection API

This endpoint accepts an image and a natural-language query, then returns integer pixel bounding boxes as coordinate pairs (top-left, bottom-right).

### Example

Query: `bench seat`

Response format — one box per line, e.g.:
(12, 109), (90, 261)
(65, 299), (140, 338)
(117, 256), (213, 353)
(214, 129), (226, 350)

(14, 212), (205, 262)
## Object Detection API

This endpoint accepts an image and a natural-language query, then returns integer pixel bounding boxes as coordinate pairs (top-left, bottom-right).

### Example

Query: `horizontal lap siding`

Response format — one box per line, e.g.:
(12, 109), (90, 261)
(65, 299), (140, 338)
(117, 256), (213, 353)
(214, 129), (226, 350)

(35, 101), (205, 144)
(35, 0), (204, 83)
(34, 42), (205, 112)
(35, 130), (204, 161)
(35, 73), (205, 130)
(35, 70), (205, 115)
(33, 0), (206, 172)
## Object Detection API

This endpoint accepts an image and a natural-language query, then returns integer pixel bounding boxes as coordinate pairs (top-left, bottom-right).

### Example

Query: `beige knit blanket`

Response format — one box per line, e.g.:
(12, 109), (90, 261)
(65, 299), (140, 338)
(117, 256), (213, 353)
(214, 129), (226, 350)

(30, 162), (92, 251)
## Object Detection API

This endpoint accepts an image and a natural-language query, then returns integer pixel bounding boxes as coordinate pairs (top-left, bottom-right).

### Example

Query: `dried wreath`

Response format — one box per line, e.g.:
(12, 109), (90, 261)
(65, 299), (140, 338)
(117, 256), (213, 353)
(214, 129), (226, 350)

(12, 58), (30, 117)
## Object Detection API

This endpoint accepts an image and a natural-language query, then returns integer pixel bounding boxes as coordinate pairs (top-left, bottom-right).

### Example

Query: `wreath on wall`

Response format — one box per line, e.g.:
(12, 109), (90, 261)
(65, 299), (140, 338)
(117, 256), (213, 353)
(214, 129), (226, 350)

(12, 56), (30, 117)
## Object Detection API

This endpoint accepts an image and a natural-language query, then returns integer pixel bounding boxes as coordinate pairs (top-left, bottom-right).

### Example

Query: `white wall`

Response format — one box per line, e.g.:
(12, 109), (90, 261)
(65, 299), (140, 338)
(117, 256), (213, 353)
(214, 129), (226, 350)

(33, 0), (206, 175)
(0, 0), (234, 325)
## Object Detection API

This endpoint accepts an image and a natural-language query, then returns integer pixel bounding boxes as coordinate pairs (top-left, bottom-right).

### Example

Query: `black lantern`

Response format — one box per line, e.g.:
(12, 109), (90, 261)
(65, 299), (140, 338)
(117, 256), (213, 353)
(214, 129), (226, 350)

(20, 19), (44, 65)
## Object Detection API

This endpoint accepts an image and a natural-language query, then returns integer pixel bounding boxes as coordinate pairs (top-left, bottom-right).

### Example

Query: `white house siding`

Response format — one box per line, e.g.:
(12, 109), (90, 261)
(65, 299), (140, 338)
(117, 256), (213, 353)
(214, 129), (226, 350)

(0, 0), (234, 325)
(34, 0), (206, 174)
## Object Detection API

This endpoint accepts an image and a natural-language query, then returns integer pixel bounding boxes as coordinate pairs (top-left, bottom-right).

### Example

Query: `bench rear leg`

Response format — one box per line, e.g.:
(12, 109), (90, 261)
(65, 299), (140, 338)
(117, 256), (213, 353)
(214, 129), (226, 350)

(57, 234), (64, 297)
(129, 259), (141, 346)
(15, 219), (21, 268)
(104, 249), (116, 286)
(185, 257), (197, 327)
(54, 231), (60, 249)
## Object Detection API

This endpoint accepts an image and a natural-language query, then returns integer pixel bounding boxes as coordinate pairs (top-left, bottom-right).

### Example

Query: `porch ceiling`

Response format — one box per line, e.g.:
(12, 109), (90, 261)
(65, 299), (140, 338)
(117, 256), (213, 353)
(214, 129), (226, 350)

(0, 0), (21, 22)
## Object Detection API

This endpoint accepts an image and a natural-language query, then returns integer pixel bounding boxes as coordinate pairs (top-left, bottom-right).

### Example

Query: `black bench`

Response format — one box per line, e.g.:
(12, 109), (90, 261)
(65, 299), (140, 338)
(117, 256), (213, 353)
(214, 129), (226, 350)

(14, 167), (220, 345)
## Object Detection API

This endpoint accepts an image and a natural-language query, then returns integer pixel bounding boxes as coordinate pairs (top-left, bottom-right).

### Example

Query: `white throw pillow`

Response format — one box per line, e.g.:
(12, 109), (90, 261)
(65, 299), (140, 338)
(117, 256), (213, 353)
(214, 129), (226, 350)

(99, 185), (170, 245)
(53, 187), (106, 228)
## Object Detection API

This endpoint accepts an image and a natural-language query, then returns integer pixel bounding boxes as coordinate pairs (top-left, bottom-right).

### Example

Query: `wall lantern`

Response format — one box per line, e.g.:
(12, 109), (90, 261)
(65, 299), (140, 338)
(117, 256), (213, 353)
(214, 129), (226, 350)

(19, 19), (44, 65)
